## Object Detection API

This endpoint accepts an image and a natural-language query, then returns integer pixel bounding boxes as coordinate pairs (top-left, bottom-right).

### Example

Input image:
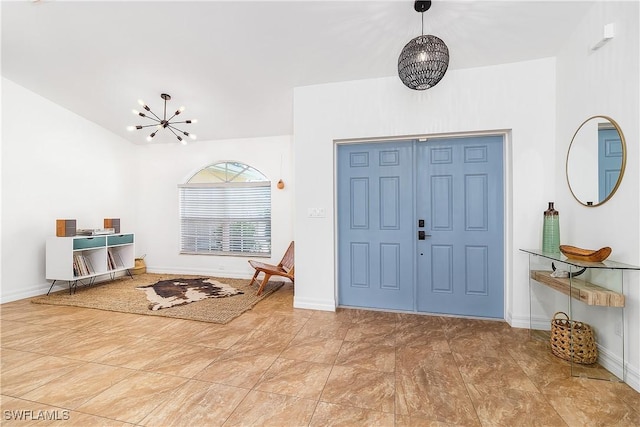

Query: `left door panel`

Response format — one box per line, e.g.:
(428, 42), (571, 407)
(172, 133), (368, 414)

(337, 141), (415, 310)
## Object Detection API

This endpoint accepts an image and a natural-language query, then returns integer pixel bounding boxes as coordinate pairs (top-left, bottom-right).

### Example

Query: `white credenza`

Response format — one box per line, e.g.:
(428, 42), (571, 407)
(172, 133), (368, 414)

(46, 233), (135, 294)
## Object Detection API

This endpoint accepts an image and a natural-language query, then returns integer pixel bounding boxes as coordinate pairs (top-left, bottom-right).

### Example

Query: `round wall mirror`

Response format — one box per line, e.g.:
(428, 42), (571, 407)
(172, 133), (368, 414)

(566, 115), (626, 207)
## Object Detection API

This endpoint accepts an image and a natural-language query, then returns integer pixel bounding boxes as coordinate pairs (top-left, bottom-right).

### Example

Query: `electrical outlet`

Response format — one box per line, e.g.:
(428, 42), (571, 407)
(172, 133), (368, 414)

(614, 322), (623, 337)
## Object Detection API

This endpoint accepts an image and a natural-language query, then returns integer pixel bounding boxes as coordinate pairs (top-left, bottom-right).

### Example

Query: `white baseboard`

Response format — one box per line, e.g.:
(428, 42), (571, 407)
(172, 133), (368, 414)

(505, 313), (536, 329)
(596, 343), (640, 392)
(0, 271), (131, 304)
(623, 362), (640, 392)
(293, 296), (335, 312)
(1, 282), (52, 303)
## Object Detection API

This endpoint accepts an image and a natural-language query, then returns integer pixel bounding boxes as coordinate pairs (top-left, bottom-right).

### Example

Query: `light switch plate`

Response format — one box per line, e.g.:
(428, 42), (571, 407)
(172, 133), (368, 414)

(308, 207), (326, 218)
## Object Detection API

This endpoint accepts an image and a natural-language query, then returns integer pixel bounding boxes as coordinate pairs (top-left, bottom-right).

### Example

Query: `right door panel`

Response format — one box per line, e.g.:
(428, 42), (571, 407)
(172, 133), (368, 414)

(416, 136), (504, 318)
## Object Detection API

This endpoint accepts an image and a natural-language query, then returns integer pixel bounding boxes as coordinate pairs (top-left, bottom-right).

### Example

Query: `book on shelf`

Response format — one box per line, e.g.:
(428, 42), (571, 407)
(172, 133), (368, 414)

(85, 256), (94, 274)
(107, 249), (118, 270)
(73, 254), (94, 277)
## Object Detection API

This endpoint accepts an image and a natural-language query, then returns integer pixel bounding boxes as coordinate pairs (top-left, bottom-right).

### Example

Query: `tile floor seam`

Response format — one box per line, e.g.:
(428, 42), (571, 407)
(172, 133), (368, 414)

(0, 347), (49, 363)
(316, 339), (347, 410)
(1, 395), (130, 426)
(319, 356), (341, 399)
(393, 341), (398, 424)
(70, 405), (139, 426)
(448, 338), (484, 426)
(15, 364), (137, 411)
(186, 353), (225, 382)
(523, 357), (571, 427)
(78, 373), (190, 426)
(306, 399), (322, 426)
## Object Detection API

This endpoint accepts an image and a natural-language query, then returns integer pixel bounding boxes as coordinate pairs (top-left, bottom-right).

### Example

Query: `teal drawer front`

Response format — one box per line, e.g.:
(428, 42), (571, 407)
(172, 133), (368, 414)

(73, 236), (106, 250)
(107, 234), (134, 246)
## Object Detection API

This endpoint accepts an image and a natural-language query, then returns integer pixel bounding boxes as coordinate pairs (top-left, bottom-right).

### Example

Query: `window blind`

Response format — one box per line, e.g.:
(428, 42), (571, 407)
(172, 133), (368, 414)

(179, 182), (271, 256)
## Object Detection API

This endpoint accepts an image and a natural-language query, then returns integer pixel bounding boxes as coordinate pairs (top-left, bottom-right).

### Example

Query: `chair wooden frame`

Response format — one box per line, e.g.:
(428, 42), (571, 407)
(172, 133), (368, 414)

(248, 241), (294, 295)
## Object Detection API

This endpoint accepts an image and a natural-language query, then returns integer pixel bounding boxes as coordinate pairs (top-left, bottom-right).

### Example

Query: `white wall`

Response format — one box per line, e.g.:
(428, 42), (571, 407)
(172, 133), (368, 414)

(0, 78), (294, 300)
(133, 135), (293, 278)
(0, 77), (137, 302)
(555, 1), (640, 389)
(292, 57), (557, 315)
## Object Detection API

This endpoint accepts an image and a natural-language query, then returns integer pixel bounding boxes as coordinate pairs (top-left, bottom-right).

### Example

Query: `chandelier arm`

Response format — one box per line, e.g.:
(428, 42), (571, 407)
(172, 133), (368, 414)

(166, 126), (185, 142)
(167, 126), (181, 137)
(145, 109), (163, 122)
(167, 124), (189, 134)
(169, 120), (192, 125)
(139, 116), (162, 124)
(136, 123), (162, 129)
(165, 112), (181, 122)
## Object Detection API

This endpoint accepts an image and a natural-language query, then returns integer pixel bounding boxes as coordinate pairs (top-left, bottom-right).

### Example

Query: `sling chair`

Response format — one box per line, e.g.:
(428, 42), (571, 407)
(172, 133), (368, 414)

(248, 241), (294, 295)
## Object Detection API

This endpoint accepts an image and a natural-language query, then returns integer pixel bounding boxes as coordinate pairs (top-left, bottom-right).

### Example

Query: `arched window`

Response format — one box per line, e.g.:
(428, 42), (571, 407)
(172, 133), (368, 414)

(179, 161), (271, 256)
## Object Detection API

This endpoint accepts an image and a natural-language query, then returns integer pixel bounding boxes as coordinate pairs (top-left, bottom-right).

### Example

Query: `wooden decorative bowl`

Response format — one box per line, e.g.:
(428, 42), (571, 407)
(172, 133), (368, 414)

(559, 245), (612, 262)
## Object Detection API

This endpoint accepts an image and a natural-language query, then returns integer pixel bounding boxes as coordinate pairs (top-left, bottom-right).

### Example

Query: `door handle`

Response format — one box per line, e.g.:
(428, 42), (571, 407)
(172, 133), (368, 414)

(418, 230), (432, 240)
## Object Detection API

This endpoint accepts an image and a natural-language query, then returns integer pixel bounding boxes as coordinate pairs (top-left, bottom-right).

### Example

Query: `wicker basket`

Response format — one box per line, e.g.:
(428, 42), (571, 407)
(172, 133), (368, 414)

(550, 312), (598, 365)
(131, 258), (146, 275)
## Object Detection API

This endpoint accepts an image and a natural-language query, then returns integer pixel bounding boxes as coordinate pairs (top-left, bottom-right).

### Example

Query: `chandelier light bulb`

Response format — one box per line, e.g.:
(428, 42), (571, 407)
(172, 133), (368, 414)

(137, 99), (145, 106)
(189, 133), (197, 140)
(132, 109), (139, 115)
(126, 126), (135, 131)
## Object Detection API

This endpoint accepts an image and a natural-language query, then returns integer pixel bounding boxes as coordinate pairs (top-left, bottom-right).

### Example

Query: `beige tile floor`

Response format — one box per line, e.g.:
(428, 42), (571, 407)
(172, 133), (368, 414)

(1, 282), (639, 426)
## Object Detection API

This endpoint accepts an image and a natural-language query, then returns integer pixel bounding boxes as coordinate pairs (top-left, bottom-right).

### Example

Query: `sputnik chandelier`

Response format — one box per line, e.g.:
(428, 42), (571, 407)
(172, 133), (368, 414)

(398, 0), (449, 90)
(128, 93), (197, 144)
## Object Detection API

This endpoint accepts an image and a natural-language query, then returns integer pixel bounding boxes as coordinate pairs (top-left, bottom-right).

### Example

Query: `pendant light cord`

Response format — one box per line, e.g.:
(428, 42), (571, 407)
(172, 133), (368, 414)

(421, 11), (424, 36)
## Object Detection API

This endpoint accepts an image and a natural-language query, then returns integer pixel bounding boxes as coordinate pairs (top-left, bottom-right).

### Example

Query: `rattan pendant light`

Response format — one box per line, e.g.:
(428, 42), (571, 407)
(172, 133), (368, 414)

(398, 1), (449, 90)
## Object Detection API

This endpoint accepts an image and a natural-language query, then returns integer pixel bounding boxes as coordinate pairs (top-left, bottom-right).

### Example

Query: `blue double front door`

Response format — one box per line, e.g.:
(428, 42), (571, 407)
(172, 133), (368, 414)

(337, 136), (504, 318)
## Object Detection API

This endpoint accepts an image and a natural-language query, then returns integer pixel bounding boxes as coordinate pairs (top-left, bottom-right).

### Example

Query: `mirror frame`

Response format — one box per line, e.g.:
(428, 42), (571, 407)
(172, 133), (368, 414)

(566, 115), (627, 207)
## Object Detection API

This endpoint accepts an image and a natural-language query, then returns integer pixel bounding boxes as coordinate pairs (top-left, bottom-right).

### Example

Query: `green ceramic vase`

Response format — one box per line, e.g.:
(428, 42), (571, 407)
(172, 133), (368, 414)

(542, 202), (560, 253)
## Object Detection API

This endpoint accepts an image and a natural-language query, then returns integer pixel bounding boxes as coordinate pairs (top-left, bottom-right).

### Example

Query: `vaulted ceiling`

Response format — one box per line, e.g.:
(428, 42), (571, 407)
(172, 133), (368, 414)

(2, 1), (593, 144)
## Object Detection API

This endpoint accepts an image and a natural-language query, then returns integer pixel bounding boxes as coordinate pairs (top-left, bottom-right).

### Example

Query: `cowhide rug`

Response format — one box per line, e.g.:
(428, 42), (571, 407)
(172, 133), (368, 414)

(136, 277), (243, 311)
